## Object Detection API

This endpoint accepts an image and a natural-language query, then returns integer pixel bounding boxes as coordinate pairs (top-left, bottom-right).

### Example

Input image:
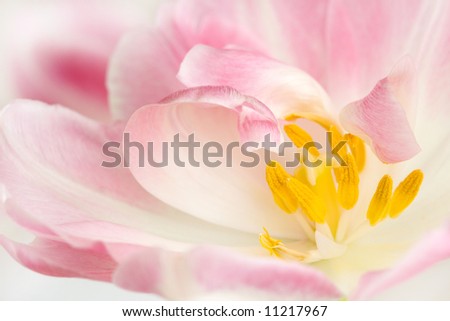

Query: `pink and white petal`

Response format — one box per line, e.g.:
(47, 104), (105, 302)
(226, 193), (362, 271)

(178, 46), (332, 118)
(0, 100), (256, 248)
(107, 29), (185, 120)
(7, 1), (147, 121)
(0, 250), (154, 300)
(1, 237), (341, 299)
(410, 2), (450, 169)
(351, 222), (450, 300)
(340, 59), (421, 163)
(161, 86), (280, 143)
(156, 0), (266, 52)
(333, 0), (450, 115)
(0, 237), (116, 282)
(125, 86), (303, 239)
(415, 2), (450, 121)
(372, 259), (450, 300)
(269, 0), (330, 83)
(108, 1), (265, 120)
(114, 246), (342, 300)
(321, 0), (425, 106)
(271, 1), (450, 114)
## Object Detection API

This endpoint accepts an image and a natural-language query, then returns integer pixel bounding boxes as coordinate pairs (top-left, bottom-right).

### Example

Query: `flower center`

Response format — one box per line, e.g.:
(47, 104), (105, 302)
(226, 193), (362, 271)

(260, 113), (424, 262)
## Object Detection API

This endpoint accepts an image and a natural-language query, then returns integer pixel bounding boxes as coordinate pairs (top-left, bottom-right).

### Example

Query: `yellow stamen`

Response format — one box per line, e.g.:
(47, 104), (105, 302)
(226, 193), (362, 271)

(286, 178), (326, 224)
(271, 189), (298, 213)
(329, 126), (349, 181)
(266, 162), (298, 213)
(366, 175), (393, 226)
(314, 166), (341, 236)
(259, 228), (306, 260)
(266, 161), (289, 189)
(266, 161), (326, 223)
(259, 228), (283, 257)
(390, 170), (424, 218)
(293, 165), (310, 184)
(284, 124), (320, 158)
(330, 125), (348, 159)
(336, 154), (360, 209)
(284, 112), (348, 166)
(344, 133), (366, 172)
(258, 113), (425, 260)
(285, 112), (337, 130)
(285, 113), (347, 151)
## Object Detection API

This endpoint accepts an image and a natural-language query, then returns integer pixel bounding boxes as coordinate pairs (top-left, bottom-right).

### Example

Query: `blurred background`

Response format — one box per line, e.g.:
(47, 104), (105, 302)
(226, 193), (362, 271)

(0, 0), (162, 300)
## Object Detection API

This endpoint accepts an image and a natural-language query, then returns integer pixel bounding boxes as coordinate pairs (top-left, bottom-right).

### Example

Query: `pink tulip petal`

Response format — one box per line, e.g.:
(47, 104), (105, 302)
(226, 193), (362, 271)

(156, 0), (265, 53)
(0, 236), (116, 282)
(114, 246), (342, 299)
(271, 1), (449, 107)
(269, 0), (329, 83)
(2, 235), (340, 299)
(0, 100), (256, 248)
(161, 86), (280, 143)
(112, 247), (162, 294)
(340, 59), (421, 163)
(178, 46), (332, 117)
(351, 222), (450, 300)
(125, 86), (304, 238)
(2, 236), (341, 299)
(190, 247), (342, 299)
(8, 1), (144, 120)
(108, 1), (265, 120)
(370, 260), (450, 300)
(107, 29), (185, 120)
(320, 0), (424, 105)
(324, 0), (450, 113)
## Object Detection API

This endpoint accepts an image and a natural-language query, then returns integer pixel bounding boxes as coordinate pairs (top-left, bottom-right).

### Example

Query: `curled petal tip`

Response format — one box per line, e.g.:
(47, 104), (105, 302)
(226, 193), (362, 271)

(340, 59), (421, 163)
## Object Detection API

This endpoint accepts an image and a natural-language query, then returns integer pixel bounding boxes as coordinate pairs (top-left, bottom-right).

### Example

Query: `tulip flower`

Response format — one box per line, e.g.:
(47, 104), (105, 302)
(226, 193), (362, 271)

(1, 0), (449, 300)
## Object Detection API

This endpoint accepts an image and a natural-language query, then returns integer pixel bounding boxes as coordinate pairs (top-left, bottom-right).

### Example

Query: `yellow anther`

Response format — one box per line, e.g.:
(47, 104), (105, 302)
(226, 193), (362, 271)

(284, 112), (336, 130)
(344, 133), (366, 172)
(266, 161), (289, 189)
(284, 113), (302, 121)
(266, 161), (326, 221)
(329, 125), (345, 143)
(329, 125), (347, 163)
(390, 170), (424, 218)
(259, 228), (306, 260)
(366, 175), (393, 226)
(286, 178), (326, 224)
(266, 162), (298, 213)
(259, 228), (283, 257)
(284, 124), (320, 158)
(263, 113), (423, 256)
(284, 112), (348, 165)
(271, 189), (298, 213)
(336, 154), (360, 209)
